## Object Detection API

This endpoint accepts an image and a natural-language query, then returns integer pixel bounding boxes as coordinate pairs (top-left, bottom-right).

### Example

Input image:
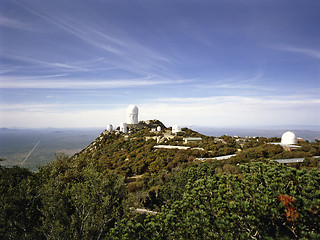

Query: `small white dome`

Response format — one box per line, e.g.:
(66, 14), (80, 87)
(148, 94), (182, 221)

(172, 125), (181, 133)
(281, 131), (297, 145)
(157, 126), (161, 131)
(106, 124), (113, 132)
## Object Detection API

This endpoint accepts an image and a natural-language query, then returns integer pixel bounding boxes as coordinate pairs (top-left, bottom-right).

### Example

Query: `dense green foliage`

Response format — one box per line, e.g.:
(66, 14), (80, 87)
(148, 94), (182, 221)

(108, 162), (320, 239)
(40, 162), (127, 239)
(1, 128), (320, 239)
(0, 166), (43, 239)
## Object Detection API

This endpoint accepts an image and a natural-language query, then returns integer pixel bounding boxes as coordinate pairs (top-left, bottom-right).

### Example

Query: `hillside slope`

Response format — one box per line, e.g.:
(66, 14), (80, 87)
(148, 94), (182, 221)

(1, 123), (320, 239)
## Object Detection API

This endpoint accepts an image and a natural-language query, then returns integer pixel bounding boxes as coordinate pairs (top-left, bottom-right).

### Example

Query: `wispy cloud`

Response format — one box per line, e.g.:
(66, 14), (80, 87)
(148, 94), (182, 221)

(275, 44), (320, 60)
(14, 1), (176, 74)
(1, 54), (117, 73)
(0, 102), (117, 111)
(0, 74), (68, 81)
(194, 72), (275, 92)
(0, 75), (191, 89)
(0, 16), (33, 31)
(153, 95), (320, 105)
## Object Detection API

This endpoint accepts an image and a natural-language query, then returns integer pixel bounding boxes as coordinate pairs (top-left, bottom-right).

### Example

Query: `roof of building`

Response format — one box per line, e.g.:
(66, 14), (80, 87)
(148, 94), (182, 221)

(272, 158), (304, 163)
(196, 154), (236, 161)
(269, 142), (301, 148)
(154, 145), (190, 150)
(184, 137), (202, 141)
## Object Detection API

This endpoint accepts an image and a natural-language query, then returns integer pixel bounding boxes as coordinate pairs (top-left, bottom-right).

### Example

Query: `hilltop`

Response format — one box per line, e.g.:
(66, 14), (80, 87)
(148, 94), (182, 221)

(65, 121), (320, 193)
(1, 122), (320, 239)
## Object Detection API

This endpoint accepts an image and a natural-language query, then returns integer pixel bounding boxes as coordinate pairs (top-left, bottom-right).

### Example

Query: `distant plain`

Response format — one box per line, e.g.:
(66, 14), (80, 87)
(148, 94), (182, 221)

(0, 128), (101, 171)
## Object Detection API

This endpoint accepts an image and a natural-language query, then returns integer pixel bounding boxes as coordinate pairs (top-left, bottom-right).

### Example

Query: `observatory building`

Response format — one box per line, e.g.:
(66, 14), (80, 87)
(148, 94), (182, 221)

(172, 125), (181, 134)
(269, 130), (300, 151)
(106, 124), (113, 132)
(120, 123), (128, 133)
(127, 105), (139, 124)
(116, 105), (166, 133)
(281, 131), (298, 145)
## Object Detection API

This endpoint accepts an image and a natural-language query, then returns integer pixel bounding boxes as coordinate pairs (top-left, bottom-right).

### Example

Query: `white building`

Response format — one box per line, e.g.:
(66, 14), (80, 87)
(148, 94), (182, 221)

(172, 125), (181, 134)
(268, 131), (300, 151)
(127, 105), (139, 124)
(120, 123), (127, 133)
(281, 131), (298, 145)
(106, 124), (113, 132)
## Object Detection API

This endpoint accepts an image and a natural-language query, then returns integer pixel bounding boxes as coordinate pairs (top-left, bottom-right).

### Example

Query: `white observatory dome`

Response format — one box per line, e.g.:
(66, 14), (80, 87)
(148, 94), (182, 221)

(106, 124), (113, 132)
(157, 126), (161, 131)
(172, 125), (181, 134)
(281, 131), (297, 145)
(127, 105), (139, 124)
(127, 105), (138, 114)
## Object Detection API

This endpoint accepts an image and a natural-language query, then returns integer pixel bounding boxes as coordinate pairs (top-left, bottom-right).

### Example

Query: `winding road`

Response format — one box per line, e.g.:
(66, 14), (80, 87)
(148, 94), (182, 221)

(21, 140), (40, 165)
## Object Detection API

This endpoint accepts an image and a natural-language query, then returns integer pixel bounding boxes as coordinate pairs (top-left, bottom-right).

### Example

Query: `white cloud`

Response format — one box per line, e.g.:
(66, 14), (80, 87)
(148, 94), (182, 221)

(0, 76), (190, 89)
(1, 54), (118, 73)
(154, 95), (320, 106)
(140, 95), (320, 127)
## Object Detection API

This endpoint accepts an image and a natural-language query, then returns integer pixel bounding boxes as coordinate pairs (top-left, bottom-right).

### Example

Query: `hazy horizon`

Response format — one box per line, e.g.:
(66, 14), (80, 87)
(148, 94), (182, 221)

(2, 122), (320, 131)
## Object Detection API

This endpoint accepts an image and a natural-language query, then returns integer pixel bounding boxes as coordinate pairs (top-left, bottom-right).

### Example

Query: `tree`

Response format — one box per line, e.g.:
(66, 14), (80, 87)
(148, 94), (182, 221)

(157, 162), (320, 239)
(40, 164), (128, 239)
(110, 162), (320, 239)
(0, 166), (43, 239)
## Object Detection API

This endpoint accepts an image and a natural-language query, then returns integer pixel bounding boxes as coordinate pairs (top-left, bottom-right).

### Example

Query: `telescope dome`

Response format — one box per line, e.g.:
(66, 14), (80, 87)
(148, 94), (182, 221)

(281, 131), (297, 145)
(126, 105), (139, 124)
(127, 105), (138, 114)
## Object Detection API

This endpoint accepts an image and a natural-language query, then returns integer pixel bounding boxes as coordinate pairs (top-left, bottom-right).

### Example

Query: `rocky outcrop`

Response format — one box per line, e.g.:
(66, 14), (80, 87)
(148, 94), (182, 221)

(139, 119), (166, 129)
(126, 119), (166, 132)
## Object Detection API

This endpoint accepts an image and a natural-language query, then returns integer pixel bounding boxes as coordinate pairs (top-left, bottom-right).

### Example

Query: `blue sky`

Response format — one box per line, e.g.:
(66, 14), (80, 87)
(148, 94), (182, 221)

(0, 0), (319, 128)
